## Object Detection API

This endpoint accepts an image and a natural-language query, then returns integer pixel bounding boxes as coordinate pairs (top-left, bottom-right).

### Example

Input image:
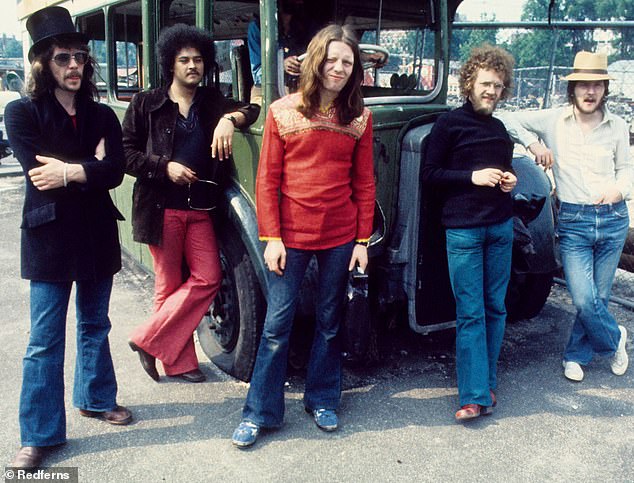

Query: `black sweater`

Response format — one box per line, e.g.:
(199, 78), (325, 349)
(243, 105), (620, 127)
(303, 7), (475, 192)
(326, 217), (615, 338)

(421, 100), (514, 229)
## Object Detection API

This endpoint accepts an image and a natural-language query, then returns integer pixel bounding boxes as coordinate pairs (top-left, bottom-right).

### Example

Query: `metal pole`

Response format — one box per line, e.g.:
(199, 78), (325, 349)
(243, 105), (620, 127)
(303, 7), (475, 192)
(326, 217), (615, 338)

(543, 30), (558, 109)
(374, 0), (383, 87)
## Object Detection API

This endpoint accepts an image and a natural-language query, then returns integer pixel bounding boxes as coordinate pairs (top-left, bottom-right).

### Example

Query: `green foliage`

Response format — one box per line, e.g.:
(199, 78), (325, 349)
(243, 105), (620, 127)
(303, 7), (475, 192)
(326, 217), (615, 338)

(0, 35), (23, 58)
(458, 29), (498, 62)
(451, 0), (632, 68)
(510, 0), (633, 65)
(450, 13), (499, 62)
(507, 30), (574, 68)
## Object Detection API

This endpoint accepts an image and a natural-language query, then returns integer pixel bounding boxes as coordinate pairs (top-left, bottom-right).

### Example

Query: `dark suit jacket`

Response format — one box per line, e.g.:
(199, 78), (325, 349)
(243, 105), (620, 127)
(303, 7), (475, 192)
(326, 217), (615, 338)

(5, 94), (125, 281)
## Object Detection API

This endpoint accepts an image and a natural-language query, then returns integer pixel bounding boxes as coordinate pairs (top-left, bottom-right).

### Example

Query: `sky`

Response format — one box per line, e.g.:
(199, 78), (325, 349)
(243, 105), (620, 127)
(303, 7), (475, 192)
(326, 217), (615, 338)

(0, 0), (20, 38)
(456, 0), (528, 21)
(0, 0), (529, 38)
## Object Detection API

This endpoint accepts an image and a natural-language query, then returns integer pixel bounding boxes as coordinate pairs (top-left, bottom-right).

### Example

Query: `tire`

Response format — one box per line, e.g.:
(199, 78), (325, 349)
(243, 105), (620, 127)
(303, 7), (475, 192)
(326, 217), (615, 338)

(506, 271), (554, 321)
(196, 225), (265, 382)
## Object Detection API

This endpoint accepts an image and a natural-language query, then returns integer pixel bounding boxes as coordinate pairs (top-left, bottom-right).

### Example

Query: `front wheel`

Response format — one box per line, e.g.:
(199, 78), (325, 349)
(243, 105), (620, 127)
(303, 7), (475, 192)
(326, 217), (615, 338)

(197, 225), (264, 381)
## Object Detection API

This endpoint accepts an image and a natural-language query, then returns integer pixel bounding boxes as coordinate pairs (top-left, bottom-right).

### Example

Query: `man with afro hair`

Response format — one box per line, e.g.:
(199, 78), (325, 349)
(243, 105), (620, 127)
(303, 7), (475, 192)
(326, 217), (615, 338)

(122, 24), (259, 383)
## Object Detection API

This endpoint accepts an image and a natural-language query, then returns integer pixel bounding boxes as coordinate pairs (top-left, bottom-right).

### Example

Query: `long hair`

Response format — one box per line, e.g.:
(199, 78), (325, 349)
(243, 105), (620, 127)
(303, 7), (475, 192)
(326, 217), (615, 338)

(26, 37), (98, 101)
(567, 80), (609, 107)
(298, 24), (364, 125)
(459, 44), (515, 101)
(156, 24), (215, 84)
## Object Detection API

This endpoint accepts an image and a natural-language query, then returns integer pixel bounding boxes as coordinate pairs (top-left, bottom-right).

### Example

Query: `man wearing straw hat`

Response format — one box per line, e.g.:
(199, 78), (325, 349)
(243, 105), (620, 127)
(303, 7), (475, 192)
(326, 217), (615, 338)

(5, 5), (132, 469)
(502, 51), (633, 382)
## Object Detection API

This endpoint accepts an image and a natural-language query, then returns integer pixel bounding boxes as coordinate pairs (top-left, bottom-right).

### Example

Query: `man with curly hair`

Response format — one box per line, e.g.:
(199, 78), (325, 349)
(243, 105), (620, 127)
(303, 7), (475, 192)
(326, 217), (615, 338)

(122, 24), (258, 383)
(422, 44), (517, 422)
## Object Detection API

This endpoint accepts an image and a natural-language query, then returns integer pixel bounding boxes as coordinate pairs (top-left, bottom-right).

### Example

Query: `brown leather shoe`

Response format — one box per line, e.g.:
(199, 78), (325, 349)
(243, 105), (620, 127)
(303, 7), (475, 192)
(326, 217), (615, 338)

(128, 340), (159, 381)
(173, 368), (206, 383)
(455, 404), (482, 421)
(79, 405), (133, 425)
(11, 446), (47, 468)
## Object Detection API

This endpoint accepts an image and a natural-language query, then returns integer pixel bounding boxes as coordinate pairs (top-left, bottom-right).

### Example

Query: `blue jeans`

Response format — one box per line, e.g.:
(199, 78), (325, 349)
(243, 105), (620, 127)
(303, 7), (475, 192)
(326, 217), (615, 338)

(446, 219), (513, 407)
(242, 241), (354, 428)
(558, 201), (629, 365)
(20, 278), (118, 447)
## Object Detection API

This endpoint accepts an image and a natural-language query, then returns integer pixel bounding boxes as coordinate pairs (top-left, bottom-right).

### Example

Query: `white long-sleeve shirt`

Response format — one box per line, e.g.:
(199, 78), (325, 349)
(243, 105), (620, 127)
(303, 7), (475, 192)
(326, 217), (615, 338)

(499, 106), (633, 204)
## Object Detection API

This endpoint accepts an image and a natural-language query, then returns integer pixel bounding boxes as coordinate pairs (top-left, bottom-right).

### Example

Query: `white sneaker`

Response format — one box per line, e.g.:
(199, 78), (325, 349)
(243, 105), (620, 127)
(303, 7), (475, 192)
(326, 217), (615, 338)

(563, 360), (584, 381)
(611, 325), (628, 376)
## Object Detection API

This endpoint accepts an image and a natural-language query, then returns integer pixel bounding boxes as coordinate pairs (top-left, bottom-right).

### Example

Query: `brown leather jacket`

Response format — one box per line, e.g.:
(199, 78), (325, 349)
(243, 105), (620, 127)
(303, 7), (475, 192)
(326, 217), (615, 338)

(122, 86), (259, 245)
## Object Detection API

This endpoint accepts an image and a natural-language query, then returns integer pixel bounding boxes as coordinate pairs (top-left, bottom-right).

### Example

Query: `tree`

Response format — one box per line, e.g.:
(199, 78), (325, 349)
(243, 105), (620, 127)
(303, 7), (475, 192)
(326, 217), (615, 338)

(0, 35), (23, 58)
(450, 12), (499, 62)
(511, 0), (634, 65)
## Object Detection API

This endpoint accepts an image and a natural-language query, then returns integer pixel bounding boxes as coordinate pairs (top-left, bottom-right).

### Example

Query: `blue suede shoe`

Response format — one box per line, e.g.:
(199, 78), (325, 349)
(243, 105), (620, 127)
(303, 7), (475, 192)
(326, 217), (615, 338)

(309, 408), (338, 432)
(232, 421), (259, 448)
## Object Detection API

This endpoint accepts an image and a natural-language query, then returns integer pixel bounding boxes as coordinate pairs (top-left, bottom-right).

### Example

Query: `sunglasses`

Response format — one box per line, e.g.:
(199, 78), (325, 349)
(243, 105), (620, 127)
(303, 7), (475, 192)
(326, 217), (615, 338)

(188, 179), (219, 211)
(52, 52), (89, 67)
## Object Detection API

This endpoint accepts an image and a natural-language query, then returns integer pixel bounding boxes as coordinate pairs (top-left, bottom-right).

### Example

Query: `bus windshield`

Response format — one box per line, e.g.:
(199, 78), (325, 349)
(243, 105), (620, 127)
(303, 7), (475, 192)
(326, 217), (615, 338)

(338, 0), (440, 95)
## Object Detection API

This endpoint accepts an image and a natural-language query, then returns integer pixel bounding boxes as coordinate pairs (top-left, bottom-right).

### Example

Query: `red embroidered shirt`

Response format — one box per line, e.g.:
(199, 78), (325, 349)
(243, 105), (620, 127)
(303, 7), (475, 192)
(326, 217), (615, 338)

(256, 93), (375, 250)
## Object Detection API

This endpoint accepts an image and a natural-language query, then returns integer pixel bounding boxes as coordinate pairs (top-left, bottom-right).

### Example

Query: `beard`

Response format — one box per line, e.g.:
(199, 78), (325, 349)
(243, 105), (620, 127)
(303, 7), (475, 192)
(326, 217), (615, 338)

(61, 73), (83, 91)
(470, 95), (498, 115)
(572, 94), (604, 115)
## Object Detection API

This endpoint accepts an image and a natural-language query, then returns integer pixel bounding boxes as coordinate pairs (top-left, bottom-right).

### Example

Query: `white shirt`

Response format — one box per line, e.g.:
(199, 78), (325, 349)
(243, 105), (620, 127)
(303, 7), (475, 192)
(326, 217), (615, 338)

(499, 106), (633, 204)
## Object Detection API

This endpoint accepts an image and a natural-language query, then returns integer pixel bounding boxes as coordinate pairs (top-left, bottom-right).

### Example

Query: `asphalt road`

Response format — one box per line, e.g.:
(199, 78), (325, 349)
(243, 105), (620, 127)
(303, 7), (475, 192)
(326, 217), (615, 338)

(1, 173), (633, 483)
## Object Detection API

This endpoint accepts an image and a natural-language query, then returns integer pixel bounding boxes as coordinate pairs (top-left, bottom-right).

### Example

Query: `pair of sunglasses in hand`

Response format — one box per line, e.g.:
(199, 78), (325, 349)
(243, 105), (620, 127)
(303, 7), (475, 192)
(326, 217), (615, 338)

(188, 179), (218, 211)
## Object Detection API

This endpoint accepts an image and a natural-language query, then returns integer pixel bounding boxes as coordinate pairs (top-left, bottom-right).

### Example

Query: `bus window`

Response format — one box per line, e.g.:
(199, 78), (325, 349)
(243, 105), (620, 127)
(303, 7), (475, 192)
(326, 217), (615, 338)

(77, 11), (107, 101)
(211, 1), (258, 101)
(337, 0), (439, 97)
(360, 27), (436, 93)
(112, 1), (142, 101)
(215, 39), (246, 99)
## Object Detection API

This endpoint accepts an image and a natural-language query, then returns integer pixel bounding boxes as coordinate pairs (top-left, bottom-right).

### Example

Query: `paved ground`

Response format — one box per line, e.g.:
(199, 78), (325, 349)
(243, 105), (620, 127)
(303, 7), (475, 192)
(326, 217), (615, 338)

(1, 172), (633, 483)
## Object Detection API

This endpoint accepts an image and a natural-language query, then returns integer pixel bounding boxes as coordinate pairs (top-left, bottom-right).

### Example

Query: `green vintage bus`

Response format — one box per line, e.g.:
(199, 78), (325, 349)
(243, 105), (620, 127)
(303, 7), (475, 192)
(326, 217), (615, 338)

(16, 0), (557, 381)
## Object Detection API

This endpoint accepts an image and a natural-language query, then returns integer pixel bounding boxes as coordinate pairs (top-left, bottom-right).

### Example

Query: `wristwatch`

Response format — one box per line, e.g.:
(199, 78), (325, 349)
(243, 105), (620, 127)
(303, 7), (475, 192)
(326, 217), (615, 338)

(222, 114), (237, 126)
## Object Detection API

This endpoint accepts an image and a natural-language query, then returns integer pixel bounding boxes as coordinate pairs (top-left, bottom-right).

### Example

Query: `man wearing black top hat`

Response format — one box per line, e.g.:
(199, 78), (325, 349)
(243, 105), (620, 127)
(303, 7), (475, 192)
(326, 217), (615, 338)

(5, 6), (132, 469)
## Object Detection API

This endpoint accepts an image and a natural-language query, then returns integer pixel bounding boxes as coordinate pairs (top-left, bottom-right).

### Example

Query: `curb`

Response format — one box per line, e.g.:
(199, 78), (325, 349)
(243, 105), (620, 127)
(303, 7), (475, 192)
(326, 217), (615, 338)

(0, 165), (22, 177)
(0, 157), (22, 177)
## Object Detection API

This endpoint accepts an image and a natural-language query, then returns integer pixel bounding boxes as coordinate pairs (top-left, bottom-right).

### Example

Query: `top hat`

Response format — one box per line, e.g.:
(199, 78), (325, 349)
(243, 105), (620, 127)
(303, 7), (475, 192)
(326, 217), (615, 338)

(26, 6), (88, 62)
(562, 51), (614, 82)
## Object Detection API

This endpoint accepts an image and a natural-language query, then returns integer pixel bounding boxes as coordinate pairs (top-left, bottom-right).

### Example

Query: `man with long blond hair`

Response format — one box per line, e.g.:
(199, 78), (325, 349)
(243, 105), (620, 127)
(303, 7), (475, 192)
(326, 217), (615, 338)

(232, 24), (375, 448)
(422, 44), (517, 422)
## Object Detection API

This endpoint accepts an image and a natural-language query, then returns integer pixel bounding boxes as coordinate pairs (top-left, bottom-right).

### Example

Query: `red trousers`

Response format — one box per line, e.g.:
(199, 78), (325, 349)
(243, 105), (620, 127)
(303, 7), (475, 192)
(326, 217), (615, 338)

(130, 209), (221, 376)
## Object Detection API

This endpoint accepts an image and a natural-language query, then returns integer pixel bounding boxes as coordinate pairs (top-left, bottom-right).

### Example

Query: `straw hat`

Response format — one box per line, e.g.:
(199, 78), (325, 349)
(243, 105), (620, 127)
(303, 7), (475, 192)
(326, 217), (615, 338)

(562, 51), (614, 81)
(26, 6), (88, 62)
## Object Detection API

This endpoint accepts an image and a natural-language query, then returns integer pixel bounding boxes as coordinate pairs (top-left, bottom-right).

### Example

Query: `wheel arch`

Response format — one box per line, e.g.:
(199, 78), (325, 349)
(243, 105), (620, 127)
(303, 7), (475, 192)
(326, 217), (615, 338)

(221, 182), (270, 299)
